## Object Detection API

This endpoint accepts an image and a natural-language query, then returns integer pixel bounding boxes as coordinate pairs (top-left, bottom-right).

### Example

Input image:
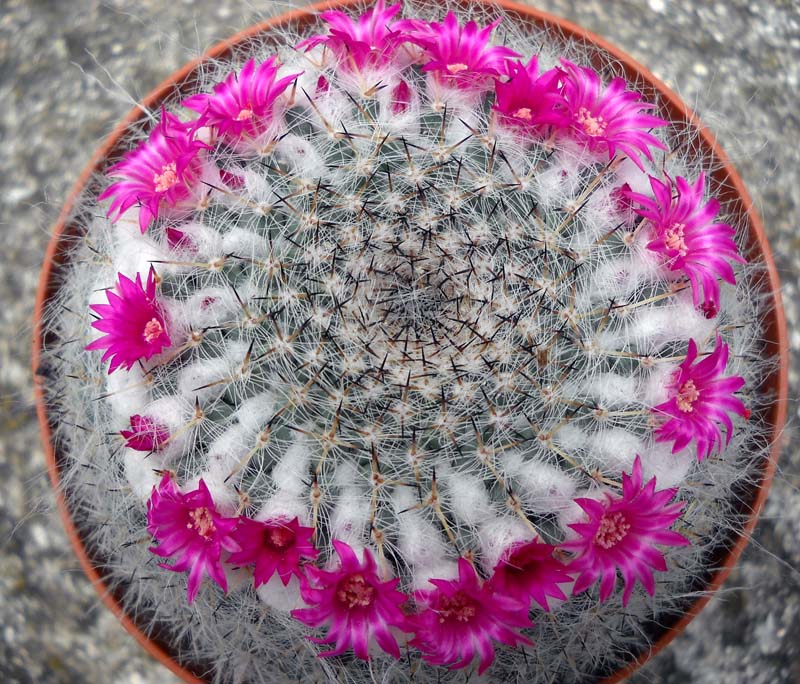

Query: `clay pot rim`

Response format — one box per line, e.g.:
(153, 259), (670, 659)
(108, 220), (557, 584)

(32, 1), (788, 683)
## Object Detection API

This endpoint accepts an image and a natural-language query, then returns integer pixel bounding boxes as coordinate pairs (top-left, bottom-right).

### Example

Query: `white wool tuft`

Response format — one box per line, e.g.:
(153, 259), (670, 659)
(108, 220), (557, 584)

(582, 373), (639, 408)
(630, 300), (716, 350)
(104, 365), (149, 418)
(258, 491), (310, 525)
(509, 457), (579, 513)
(113, 220), (174, 278)
(256, 574), (305, 613)
(443, 471), (493, 526)
(393, 489), (452, 588)
(329, 464), (370, 551)
(589, 429), (644, 474)
(639, 442), (696, 488)
(275, 133), (326, 178)
(178, 287), (241, 330)
(234, 393), (275, 433)
(639, 362), (679, 406)
(615, 157), (656, 194)
(270, 439), (312, 496)
(205, 424), (252, 475)
(478, 517), (531, 572)
(123, 448), (163, 500)
(552, 424), (588, 453)
(222, 228), (272, 259)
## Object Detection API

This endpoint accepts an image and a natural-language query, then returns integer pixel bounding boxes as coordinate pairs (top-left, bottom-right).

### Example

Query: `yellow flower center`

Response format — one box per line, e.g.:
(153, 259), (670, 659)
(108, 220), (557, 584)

(576, 107), (607, 137)
(437, 591), (477, 624)
(235, 108), (254, 121)
(265, 525), (294, 551)
(153, 162), (179, 193)
(513, 107), (533, 121)
(446, 63), (469, 74)
(337, 574), (375, 609)
(143, 317), (164, 343)
(594, 511), (631, 549)
(664, 222), (689, 256)
(188, 507), (216, 539)
(677, 378), (700, 413)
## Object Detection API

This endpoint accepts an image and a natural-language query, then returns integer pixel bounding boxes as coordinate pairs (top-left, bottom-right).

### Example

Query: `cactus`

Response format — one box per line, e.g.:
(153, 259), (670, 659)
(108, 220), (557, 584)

(39, 1), (776, 682)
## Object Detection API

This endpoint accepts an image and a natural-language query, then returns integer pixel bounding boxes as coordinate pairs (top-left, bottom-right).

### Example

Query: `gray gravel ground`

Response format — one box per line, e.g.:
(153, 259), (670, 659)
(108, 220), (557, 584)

(1, 0), (798, 682)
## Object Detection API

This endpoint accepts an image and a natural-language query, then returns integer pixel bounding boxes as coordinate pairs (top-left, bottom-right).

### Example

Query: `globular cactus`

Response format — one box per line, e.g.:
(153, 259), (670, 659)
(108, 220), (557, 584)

(40, 1), (776, 682)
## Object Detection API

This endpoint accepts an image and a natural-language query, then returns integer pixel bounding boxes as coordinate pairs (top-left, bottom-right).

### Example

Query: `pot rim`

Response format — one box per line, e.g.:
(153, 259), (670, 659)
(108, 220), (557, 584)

(32, 1), (789, 682)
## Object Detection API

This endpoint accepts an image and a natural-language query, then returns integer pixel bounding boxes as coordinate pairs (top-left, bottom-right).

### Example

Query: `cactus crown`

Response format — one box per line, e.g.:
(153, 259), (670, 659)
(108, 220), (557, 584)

(40, 2), (775, 682)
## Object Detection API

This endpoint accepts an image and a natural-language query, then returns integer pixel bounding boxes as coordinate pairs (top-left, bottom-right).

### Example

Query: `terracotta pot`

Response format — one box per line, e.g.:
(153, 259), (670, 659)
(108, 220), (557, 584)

(33, 1), (788, 682)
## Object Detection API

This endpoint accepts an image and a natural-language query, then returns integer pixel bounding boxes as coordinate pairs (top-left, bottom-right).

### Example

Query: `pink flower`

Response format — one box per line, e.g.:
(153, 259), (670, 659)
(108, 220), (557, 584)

(493, 57), (568, 134)
(165, 226), (198, 252)
(86, 267), (171, 373)
(292, 540), (408, 660)
(296, 0), (411, 71)
(626, 173), (745, 311)
(409, 558), (532, 674)
(120, 414), (170, 452)
(488, 539), (572, 612)
(653, 336), (747, 461)
(610, 182), (638, 227)
(400, 12), (519, 90)
(390, 79), (412, 115)
(146, 475), (240, 603)
(99, 111), (209, 233)
(227, 516), (318, 588)
(315, 74), (330, 94)
(559, 59), (667, 169)
(562, 456), (689, 606)
(182, 58), (300, 149)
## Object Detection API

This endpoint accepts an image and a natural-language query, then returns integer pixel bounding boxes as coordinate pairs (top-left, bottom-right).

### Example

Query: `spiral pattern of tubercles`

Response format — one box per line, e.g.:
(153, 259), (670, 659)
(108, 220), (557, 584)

(39, 3), (772, 682)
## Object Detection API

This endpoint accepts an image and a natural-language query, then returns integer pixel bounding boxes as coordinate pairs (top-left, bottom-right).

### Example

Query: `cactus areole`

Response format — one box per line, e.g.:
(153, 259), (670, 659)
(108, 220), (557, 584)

(33, 1), (787, 683)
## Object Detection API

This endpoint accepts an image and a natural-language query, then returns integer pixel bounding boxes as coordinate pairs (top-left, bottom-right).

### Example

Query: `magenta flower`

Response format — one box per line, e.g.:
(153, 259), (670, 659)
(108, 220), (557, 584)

(488, 539), (573, 612)
(99, 111), (208, 233)
(400, 12), (519, 90)
(315, 74), (330, 94)
(146, 474), (240, 603)
(562, 456), (689, 606)
(610, 182), (639, 227)
(227, 516), (318, 588)
(493, 57), (568, 134)
(559, 59), (667, 169)
(86, 267), (171, 373)
(409, 558), (532, 674)
(182, 58), (300, 148)
(120, 414), (170, 452)
(626, 173), (745, 311)
(296, 0), (411, 72)
(653, 336), (747, 461)
(390, 79), (412, 115)
(165, 226), (198, 252)
(292, 540), (408, 660)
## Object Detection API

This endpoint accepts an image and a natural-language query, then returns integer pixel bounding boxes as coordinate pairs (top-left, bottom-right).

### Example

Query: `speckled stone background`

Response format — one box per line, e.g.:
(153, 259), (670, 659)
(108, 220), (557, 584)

(1, 0), (797, 682)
